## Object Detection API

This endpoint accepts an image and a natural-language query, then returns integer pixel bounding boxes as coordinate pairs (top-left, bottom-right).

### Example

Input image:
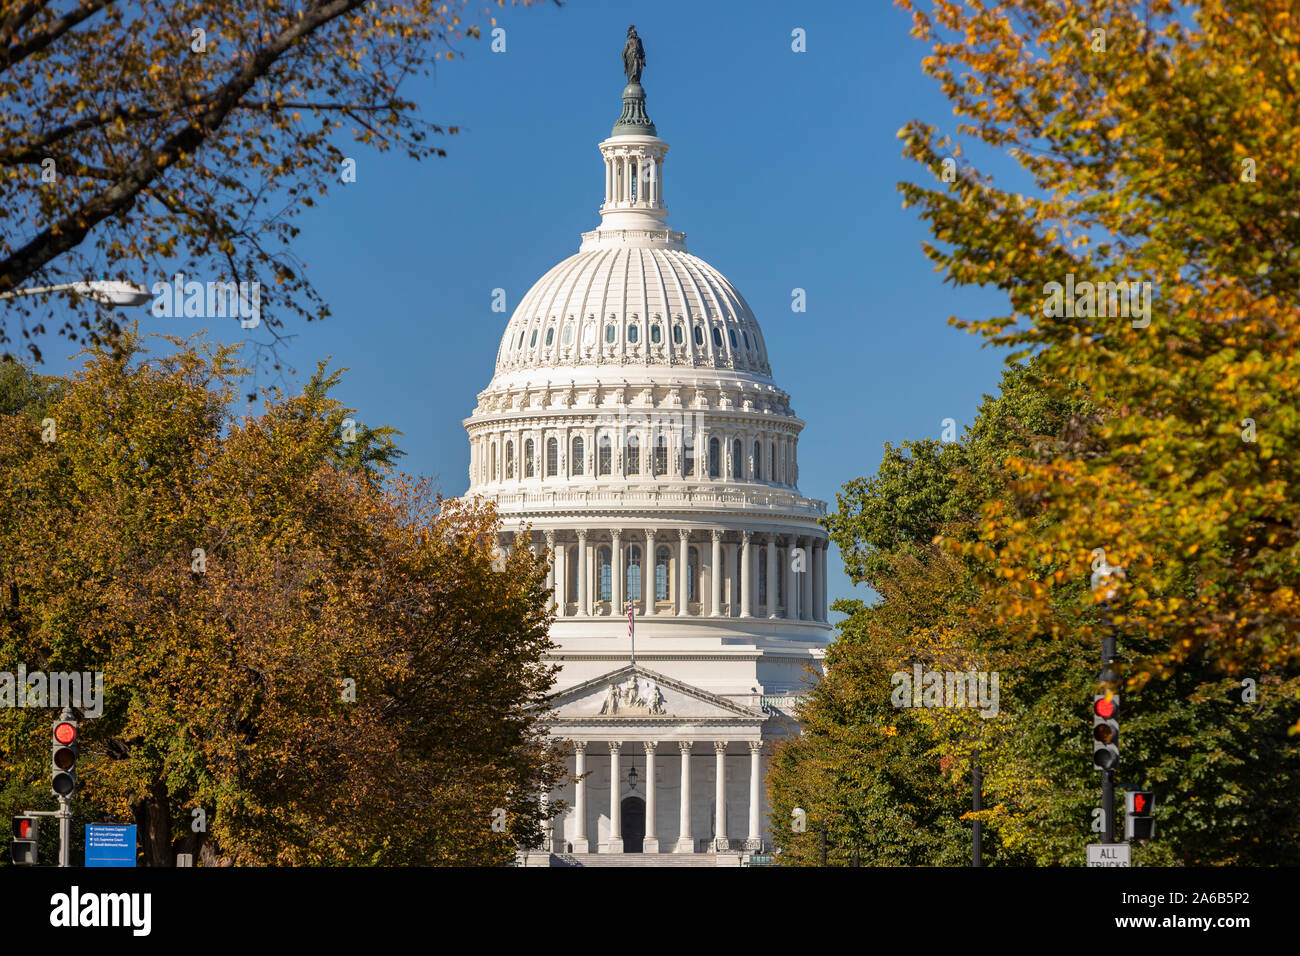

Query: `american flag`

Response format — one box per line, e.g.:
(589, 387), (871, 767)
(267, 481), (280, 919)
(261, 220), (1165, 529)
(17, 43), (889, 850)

(626, 602), (635, 663)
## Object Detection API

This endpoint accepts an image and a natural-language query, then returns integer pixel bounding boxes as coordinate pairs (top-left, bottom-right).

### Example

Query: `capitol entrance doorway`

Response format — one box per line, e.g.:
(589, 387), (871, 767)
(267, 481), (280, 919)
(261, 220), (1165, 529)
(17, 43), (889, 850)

(621, 797), (645, 853)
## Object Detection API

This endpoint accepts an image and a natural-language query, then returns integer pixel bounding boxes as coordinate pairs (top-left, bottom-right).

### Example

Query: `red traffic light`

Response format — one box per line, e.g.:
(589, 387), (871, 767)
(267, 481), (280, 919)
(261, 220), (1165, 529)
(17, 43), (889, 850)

(54, 722), (77, 745)
(1093, 696), (1117, 719)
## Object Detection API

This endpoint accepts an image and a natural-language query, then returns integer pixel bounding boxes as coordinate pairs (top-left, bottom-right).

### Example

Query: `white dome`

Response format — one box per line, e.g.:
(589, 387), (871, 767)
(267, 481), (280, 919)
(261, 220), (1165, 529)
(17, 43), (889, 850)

(493, 246), (772, 380)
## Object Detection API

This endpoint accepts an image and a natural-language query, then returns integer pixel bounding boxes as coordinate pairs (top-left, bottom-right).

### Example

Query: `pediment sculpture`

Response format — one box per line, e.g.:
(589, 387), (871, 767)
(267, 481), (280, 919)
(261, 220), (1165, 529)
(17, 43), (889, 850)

(598, 676), (667, 716)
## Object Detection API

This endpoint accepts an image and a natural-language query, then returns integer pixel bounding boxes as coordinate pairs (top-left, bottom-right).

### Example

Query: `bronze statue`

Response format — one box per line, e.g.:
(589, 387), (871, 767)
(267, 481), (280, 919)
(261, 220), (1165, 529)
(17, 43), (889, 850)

(623, 25), (645, 84)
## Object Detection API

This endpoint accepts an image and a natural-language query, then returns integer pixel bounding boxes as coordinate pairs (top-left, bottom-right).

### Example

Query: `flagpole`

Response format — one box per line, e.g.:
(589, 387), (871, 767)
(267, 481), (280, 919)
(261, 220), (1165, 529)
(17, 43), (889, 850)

(626, 601), (635, 666)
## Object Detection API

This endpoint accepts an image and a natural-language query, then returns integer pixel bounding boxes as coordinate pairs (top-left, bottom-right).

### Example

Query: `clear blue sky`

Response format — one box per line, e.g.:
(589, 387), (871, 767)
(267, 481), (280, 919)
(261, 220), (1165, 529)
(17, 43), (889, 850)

(35, 0), (1021, 620)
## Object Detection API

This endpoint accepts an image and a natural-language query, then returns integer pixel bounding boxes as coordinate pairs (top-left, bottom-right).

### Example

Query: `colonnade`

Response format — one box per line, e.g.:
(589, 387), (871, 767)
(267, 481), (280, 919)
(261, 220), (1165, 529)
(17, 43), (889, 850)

(517, 528), (829, 623)
(562, 739), (764, 854)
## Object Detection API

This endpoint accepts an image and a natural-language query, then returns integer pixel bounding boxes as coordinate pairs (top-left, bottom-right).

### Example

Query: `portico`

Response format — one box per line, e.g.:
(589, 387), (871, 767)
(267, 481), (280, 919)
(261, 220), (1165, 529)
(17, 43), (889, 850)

(544, 665), (769, 856)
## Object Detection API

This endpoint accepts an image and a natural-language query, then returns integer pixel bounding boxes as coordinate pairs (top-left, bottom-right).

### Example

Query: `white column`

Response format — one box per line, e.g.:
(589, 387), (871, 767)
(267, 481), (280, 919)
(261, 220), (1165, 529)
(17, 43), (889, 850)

(577, 530), (589, 617)
(607, 742), (623, 853)
(644, 529), (656, 616)
(710, 530), (722, 617)
(800, 535), (813, 621)
(643, 742), (659, 852)
(612, 529), (623, 613)
(714, 740), (729, 851)
(766, 533), (778, 619)
(675, 741), (694, 853)
(544, 530), (556, 611)
(781, 534), (793, 618)
(748, 741), (763, 850)
(725, 542), (738, 616)
(573, 741), (588, 852)
(739, 530), (753, 618)
(820, 539), (829, 622)
(677, 528), (690, 616)
(605, 156), (612, 204)
(555, 537), (567, 618)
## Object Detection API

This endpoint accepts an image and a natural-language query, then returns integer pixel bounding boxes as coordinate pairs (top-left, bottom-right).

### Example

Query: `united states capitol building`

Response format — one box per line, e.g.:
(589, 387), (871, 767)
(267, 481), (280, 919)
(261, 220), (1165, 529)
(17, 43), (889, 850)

(462, 29), (832, 865)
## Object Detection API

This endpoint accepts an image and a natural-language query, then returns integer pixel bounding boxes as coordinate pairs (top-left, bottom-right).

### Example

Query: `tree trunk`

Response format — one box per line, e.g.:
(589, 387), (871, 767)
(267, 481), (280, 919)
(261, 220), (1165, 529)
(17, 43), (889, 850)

(132, 781), (173, 866)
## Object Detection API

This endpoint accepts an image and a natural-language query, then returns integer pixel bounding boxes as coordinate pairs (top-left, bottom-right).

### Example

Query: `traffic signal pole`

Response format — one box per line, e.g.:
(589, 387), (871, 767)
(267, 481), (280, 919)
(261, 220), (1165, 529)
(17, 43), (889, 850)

(58, 796), (71, 867)
(1099, 605), (1120, 845)
(972, 749), (983, 866)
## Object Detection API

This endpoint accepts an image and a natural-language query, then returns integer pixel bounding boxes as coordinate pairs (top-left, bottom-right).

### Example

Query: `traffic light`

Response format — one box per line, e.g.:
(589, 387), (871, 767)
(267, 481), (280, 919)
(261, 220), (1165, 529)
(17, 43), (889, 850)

(1092, 693), (1120, 770)
(1126, 790), (1155, 841)
(11, 816), (39, 866)
(52, 715), (78, 797)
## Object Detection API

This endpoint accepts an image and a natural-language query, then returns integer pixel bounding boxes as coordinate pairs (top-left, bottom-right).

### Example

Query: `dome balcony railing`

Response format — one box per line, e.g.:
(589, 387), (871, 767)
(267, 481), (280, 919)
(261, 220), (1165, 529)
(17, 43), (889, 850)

(480, 486), (826, 516)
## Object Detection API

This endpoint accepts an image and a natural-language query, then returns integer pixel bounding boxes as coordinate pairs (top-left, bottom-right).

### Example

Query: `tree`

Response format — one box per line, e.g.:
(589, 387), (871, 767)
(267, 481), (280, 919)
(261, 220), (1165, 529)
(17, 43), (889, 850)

(0, 334), (564, 865)
(773, 362), (1300, 864)
(0, 0), (551, 362)
(896, 0), (1300, 692)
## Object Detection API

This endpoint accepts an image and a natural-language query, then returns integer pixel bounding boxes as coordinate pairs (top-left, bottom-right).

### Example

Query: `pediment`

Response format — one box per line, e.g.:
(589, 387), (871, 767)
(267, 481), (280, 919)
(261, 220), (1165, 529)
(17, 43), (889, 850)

(549, 665), (761, 721)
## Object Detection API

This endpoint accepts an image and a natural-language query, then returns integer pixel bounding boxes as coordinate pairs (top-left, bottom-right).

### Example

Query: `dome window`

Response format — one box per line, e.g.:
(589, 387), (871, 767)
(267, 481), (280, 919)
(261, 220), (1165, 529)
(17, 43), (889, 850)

(650, 324), (662, 345)
(571, 436), (584, 475)
(524, 439), (535, 477)
(732, 438), (743, 479)
(505, 440), (515, 478)
(582, 322), (596, 347)
(628, 324), (639, 344)
(673, 325), (684, 345)
(728, 329), (738, 349)
(517, 331), (524, 349)
(546, 437), (558, 476)
(625, 433), (641, 475)
(753, 440), (762, 480)
(598, 433), (612, 475)
(605, 324), (616, 344)
(545, 327), (555, 346)
(743, 331), (751, 349)
(712, 327), (723, 349)
(693, 326), (704, 346)
(529, 329), (538, 348)
(562, 323), (574, 346)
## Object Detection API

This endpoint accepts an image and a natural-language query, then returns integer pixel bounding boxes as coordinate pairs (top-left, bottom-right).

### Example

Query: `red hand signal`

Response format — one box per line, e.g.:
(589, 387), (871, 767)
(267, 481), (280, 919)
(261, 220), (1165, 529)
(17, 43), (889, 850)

(1134, 793), (1147, 813)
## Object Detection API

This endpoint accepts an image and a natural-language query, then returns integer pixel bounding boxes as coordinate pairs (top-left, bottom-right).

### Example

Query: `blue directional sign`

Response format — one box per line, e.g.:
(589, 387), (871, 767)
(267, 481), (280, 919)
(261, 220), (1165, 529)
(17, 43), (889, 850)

(85, 824), (137, 867)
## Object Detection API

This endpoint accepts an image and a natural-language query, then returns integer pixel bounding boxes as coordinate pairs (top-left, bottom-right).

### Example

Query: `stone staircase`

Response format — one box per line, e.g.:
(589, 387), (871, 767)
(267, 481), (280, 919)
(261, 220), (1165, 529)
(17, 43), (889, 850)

(549, 852), (740, 867)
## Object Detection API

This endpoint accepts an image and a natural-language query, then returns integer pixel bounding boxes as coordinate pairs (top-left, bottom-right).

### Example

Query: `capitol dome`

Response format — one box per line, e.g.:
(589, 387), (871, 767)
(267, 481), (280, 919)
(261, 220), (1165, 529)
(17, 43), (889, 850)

(465, 28), (829, 864)
(492, 246), (773, 382)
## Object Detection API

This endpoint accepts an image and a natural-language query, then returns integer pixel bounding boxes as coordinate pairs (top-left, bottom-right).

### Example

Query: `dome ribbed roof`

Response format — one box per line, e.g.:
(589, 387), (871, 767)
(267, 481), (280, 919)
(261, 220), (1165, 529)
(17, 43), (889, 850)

(493, 246), (771, 378)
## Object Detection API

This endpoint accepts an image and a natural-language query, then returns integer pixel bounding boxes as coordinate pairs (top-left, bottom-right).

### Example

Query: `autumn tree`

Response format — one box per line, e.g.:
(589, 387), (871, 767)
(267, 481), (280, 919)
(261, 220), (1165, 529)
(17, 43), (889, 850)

(0, 333), (565, 865)
(773, 363), (1300, 864)
(0, 0), (549, 362)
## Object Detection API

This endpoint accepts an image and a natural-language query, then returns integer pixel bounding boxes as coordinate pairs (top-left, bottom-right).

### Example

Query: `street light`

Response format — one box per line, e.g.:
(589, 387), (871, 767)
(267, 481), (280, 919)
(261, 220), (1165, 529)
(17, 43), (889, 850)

(0, 279), (151, 307)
